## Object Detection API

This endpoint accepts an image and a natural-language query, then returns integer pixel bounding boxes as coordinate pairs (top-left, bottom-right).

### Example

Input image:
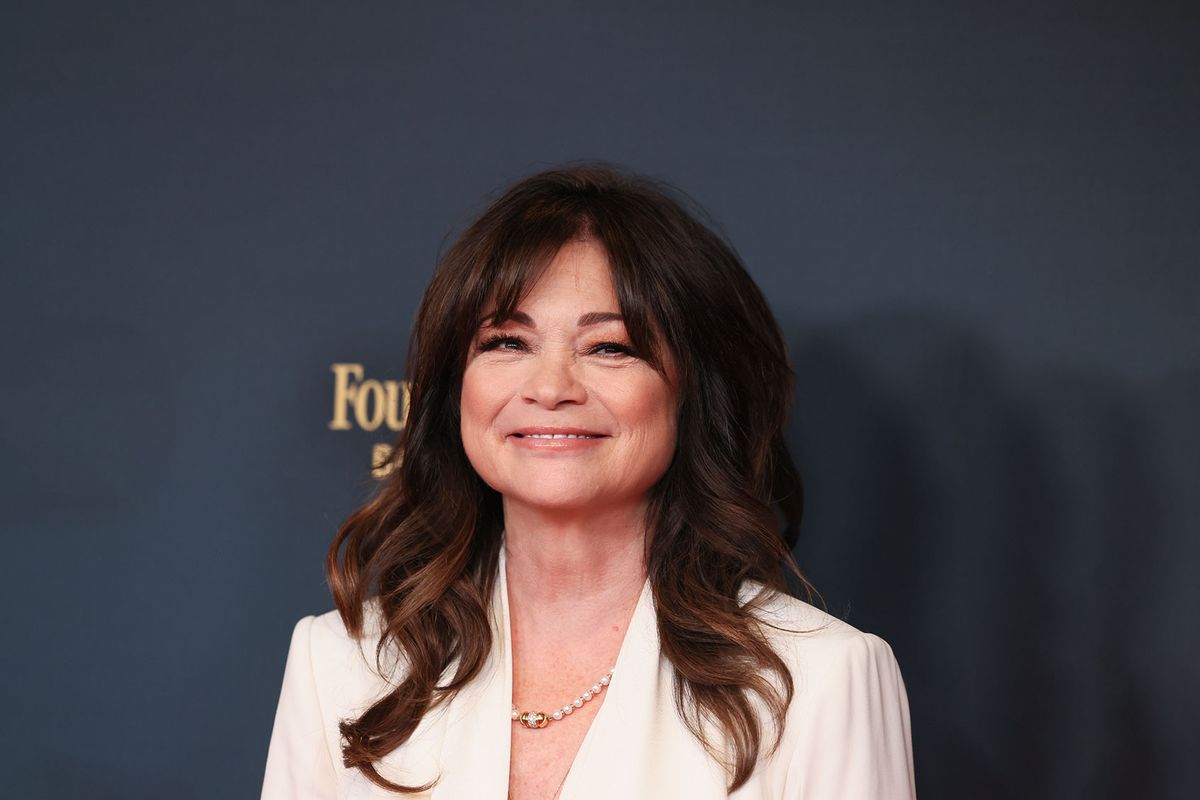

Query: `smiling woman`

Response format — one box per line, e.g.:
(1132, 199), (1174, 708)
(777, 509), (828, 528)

(461, 239), (679, 516)
(262, 164), (916, 799)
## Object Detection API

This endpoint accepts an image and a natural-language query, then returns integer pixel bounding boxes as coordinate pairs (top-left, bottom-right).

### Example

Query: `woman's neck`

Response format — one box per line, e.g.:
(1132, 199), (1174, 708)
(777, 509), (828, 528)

(501, 499), (648, 617)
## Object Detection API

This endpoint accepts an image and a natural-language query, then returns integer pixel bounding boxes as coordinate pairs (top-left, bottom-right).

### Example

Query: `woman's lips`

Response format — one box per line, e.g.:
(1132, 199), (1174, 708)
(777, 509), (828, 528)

(507, 428), (610, 450)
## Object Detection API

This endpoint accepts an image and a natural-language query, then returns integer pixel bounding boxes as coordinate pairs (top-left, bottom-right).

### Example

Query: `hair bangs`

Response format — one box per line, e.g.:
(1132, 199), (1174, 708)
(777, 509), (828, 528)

(466, 207), (676, 382)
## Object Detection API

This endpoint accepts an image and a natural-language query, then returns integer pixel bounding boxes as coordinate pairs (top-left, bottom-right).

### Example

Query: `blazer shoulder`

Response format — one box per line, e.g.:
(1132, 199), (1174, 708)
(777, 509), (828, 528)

(306, 597), (385, 651)
(299, 597), (407, 700)
(739, 587), (916, 798)
(740, 583), (902, 677)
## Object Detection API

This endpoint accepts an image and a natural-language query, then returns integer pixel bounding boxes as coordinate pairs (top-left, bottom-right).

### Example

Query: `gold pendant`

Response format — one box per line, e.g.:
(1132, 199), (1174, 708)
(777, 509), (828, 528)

(518, 710), (549, 729)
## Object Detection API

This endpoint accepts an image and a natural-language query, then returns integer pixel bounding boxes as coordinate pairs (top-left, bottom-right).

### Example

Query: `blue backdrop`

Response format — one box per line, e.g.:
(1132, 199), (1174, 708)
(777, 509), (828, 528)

(3, 2), (1197, 797)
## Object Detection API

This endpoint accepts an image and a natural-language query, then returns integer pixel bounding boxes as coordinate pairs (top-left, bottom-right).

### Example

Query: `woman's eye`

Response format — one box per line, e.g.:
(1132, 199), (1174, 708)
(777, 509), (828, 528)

(478, 335), (527, 352)
(590, 342), (636, 358)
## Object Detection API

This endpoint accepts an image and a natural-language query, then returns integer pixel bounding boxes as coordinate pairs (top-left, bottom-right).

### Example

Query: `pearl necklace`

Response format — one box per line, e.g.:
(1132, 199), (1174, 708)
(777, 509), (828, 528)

(511, 668), (614, 729)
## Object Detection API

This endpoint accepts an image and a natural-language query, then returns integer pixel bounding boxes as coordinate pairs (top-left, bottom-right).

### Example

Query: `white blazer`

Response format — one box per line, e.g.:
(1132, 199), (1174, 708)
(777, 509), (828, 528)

(262, 547), (916, 799)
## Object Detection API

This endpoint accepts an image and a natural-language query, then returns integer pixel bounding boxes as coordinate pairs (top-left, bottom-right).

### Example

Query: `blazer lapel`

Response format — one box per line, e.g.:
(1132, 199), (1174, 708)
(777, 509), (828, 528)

(427, 549), (514, 800)
(556, 576), (728, 800)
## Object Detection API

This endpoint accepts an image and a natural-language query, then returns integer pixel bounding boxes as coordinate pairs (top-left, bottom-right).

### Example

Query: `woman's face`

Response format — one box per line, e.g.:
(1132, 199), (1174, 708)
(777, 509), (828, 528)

(460, 238), (679, 517)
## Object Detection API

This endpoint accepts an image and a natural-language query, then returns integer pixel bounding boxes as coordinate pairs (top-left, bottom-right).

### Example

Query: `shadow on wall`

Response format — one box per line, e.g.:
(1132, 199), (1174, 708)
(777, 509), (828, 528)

(786, 305), (1198, 800)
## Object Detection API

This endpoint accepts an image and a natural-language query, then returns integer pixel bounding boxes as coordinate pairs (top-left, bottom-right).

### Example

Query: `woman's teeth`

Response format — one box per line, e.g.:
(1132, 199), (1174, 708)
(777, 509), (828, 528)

(521, 433), (600, 438)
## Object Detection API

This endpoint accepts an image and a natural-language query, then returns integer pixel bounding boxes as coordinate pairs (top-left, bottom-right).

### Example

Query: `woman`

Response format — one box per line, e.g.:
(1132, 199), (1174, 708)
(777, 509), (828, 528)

(262, 164), (916, 799)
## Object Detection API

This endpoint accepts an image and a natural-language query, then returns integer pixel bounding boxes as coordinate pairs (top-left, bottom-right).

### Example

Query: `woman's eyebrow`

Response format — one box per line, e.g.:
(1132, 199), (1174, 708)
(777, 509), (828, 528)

(478, 311), (533, 328)
(478, 311), (624, 329)
(577, 311), (624, 328)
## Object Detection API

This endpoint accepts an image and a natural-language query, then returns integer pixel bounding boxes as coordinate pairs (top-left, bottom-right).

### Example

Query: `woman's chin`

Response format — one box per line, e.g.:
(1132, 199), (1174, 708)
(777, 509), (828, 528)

(506, 494), (598, 512)
(500, 487), (620, 515)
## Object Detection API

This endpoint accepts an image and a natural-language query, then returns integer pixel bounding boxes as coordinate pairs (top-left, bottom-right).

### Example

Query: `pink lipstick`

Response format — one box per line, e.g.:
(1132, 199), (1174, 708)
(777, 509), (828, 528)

(507, 426), (609, 451)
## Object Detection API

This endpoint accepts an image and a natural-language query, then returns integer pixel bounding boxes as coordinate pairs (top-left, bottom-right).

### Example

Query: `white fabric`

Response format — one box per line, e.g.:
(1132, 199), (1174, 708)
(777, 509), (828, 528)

(262, 547), (917, 799)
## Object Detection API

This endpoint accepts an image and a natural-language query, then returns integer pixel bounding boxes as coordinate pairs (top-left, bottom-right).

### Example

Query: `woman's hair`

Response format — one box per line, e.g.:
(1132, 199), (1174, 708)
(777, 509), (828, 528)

(327, 163), (811, 793)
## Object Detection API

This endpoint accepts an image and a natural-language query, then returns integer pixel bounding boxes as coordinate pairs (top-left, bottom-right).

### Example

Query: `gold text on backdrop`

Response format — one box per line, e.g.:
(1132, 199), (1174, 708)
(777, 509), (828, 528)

(328, 363), (409, 478)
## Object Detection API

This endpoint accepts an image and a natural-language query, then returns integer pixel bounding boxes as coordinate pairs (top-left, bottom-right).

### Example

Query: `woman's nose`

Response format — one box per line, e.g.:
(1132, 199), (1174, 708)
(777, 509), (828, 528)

(521, 351), (586, 407)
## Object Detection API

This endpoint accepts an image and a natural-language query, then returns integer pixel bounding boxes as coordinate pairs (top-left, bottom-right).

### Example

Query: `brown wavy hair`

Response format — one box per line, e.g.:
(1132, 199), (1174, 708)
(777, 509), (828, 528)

(326, 163), (813, 793)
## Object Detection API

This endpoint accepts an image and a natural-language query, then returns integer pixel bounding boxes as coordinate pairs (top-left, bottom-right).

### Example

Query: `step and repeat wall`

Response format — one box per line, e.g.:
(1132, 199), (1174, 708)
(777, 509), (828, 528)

(3, 2), (1197, 797)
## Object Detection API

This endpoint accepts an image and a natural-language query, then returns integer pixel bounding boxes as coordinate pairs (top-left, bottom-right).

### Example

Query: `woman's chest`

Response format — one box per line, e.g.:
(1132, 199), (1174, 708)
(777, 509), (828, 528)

(506, 697), (603, 800)
(344, 670), (740, 800)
